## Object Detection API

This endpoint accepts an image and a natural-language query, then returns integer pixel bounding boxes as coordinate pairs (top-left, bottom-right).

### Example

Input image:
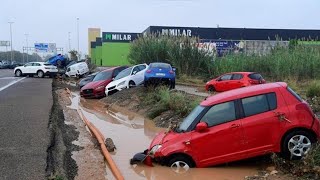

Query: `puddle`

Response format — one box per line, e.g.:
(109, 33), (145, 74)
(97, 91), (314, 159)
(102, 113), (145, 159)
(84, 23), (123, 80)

(70, 93), (262, 180)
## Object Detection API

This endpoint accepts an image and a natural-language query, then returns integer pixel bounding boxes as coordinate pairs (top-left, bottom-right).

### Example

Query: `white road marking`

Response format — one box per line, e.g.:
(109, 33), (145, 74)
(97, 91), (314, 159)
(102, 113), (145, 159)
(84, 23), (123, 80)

(0, 77), (26, 92)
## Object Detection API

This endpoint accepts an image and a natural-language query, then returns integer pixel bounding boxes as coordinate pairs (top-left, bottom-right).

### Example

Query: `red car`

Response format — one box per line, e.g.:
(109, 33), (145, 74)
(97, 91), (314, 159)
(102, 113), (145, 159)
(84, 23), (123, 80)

(131, 82), (320, 171)
(80, 66), (127, 98)
(205, 72), (266, 92)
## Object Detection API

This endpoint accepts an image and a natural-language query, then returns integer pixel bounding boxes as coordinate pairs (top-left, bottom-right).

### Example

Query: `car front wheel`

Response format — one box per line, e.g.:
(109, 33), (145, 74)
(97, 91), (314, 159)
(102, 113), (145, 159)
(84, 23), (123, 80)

(37, 70), (44, 78)
(15, 70), (22, 77)
(282, 130), (315, 159)
(168, 155), (194, 174)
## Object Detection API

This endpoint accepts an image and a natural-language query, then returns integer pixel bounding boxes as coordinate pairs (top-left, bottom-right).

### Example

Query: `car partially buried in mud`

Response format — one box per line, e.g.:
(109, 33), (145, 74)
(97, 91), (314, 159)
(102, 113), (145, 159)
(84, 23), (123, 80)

(131, 82), (320, 171)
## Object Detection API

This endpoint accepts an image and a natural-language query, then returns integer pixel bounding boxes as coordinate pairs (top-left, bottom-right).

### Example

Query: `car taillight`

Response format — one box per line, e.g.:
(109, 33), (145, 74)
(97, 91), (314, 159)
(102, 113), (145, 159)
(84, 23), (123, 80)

(146, 70), (152, 73)
(169, 70), (174, 74)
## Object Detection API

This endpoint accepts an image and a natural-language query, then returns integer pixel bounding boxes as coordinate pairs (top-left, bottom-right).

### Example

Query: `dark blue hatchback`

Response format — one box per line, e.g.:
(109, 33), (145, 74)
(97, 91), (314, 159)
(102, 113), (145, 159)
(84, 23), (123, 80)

(144, 62), (176, 89)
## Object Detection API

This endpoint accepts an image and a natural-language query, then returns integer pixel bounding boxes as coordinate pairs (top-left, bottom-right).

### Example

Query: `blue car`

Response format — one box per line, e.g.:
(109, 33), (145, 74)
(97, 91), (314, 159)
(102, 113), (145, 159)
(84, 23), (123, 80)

(47, 54), (67, 67)
(144, 62), (176, 89)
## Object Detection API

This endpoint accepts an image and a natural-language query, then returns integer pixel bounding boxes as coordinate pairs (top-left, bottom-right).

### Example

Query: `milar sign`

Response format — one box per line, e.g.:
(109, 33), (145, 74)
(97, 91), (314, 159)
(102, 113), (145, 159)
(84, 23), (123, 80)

(161, 29), (192, 37)
(102, 32), (140, 42)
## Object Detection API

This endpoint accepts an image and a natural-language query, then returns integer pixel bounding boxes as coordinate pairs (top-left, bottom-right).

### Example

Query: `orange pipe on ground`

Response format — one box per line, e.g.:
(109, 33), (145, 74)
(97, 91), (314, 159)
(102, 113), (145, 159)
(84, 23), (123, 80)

(78, 110), (124, 180)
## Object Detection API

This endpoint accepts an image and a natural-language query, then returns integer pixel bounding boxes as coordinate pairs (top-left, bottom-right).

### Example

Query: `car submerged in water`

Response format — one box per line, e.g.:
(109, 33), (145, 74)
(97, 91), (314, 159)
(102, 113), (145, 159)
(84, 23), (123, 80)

(131, 82), (320, 171)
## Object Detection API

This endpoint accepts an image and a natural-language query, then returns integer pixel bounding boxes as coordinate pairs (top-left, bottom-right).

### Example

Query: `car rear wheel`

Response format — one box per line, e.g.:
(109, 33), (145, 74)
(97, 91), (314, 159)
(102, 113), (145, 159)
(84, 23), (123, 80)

(168, 155), (194, 174)
(170, 81), (175, 89)
(208, 85), (215, 92)
(282, 130), (315, 159)
(15, 70), (22, 77)
(37, 70), (44, 78)
(129, 81), (135, 88)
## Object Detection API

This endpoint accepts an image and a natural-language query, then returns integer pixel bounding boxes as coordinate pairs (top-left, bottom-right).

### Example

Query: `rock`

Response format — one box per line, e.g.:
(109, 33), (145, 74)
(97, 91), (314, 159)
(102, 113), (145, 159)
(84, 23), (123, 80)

(266, 166), (276, 172)
(105, 138), (116, 152)
(270, 170), (278, 175)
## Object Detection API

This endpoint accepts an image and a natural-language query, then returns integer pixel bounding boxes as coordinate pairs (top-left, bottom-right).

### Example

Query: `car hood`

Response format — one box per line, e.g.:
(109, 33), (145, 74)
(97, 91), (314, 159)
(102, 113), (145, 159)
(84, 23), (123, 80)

(107, 76), (129, 88)
(81, 80), (111, 90)
(149, 131), (178, 149)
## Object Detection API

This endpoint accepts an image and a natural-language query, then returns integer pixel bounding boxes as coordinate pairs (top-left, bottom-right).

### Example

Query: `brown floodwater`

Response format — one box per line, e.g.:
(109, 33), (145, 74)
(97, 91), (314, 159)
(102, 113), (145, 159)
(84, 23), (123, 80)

(69, 93), (264, 180)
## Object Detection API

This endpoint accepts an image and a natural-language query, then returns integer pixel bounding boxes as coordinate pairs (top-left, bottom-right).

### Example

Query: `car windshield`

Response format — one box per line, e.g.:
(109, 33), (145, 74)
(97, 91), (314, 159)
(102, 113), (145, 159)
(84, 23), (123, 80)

(93, 71), (113, 81)
(150, 63), (171, 69)
(176, 105), (205, 132)
(114, 67), (132, 80)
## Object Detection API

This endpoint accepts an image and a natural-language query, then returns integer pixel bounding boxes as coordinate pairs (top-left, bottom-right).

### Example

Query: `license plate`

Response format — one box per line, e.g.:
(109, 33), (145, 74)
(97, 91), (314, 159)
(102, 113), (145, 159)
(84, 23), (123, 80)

(156, 73), (165, 76)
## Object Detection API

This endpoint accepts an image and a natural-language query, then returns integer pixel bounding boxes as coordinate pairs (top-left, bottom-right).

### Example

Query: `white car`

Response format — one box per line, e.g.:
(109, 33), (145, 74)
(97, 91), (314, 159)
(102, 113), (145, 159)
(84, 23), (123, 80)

(14, 62), (58, 78)
(105, 64), (148, 95)
(65, 62), (89, 77)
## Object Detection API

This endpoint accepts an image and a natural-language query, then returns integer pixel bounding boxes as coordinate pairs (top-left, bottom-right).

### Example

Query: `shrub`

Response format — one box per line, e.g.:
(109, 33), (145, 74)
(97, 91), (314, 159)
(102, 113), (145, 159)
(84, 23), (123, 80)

(307, 81), (320, 98)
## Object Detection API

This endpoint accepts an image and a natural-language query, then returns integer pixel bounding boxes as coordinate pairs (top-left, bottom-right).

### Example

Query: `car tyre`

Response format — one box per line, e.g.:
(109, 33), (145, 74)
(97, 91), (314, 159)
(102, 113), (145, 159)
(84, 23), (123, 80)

(129, 81), (136, 88)
(37, 70), (44, 78)
(170, 81), (175, 89)
(168, 155), (194, 174)
(15, 69), (22, 77)
(208, 85), (215, 92)
(281, 130), (316, 160)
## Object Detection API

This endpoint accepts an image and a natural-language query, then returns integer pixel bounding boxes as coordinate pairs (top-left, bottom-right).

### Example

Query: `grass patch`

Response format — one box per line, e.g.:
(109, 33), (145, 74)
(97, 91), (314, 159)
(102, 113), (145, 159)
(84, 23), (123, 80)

(141, 86), (201, 119)
(306, 81), (320, 98)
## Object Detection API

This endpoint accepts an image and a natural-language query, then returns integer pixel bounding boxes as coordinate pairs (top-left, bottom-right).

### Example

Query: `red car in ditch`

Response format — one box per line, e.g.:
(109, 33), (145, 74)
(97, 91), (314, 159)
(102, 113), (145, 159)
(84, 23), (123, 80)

(80, 66), (127, 98)
(131, 82), (320, 171)
(205, 72), (266, 92)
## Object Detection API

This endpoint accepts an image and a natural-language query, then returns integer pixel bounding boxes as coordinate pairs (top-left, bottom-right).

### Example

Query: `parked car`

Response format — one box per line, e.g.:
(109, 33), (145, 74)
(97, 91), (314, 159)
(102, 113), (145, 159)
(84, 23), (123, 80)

(206, 72), (266, 92)
(78, 71), (100, 89)
(14, 62), (58, 78)
(65, 62), (89, 78)
(80, 66), (128, 98)
(131, 82), (320, 170)
(105, 64), (148, 95)
(144, 62), (176, 89)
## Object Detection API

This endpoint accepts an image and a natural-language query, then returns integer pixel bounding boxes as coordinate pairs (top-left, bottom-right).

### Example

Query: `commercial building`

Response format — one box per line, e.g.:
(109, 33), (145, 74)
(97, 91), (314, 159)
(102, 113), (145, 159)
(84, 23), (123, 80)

(89, 26), (320, 66)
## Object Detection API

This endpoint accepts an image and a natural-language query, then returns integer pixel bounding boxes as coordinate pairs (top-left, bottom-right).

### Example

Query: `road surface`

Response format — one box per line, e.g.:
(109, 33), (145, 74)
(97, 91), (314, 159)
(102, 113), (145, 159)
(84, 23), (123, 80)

(0, 69), (52, 180)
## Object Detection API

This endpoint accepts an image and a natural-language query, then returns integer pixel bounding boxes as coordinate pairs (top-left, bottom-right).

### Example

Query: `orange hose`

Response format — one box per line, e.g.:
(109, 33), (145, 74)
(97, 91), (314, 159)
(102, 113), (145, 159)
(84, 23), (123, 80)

(78, 110), (124, 180)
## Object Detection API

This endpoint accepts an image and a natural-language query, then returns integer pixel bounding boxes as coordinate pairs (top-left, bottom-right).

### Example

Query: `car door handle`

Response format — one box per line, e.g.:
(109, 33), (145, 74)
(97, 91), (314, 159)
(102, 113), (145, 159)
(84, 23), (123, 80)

(274, 112), (291, 123)
(230, 124), (240, 129)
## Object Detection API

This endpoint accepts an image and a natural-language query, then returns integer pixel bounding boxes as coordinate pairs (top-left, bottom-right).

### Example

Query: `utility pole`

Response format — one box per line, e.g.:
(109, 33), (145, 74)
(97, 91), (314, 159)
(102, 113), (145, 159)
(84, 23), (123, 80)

(76, 17), (80, 60)
(25, 33), (29, 62)
(8, 21), (14, 64)
(68, 32), (71, 51)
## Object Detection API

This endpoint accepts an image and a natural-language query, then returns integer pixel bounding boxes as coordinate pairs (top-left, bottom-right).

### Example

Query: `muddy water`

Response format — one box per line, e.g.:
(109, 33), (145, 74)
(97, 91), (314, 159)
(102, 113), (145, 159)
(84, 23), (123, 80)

(70, 93), (262, 180)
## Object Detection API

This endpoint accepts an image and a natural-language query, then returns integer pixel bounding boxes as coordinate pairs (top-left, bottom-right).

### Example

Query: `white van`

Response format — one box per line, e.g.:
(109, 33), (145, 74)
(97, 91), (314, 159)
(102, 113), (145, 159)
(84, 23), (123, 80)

(65, 62), (89, 77)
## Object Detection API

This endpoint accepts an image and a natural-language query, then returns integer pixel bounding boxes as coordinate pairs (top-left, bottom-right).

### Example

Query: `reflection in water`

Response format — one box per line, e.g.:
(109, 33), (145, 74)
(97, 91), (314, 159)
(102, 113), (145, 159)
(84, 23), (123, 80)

(69, 93), (260, 180)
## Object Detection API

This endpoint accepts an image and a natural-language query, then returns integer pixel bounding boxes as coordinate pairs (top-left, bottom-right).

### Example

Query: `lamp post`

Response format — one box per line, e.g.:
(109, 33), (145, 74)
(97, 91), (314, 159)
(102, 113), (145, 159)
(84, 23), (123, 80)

(8, 21), (14, 64)
(24, 33), (29, 62)
(68, 32), (71, 51)
(77, 17), (79, 60)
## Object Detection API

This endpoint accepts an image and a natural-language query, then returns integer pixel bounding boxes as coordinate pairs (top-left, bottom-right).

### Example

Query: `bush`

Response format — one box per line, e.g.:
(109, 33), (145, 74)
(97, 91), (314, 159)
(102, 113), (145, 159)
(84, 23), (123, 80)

(307, 81), (320, 98)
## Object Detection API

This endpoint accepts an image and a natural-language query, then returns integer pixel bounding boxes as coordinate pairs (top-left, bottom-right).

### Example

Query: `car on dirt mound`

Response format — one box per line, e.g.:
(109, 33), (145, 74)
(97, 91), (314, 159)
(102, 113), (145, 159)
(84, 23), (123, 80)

(205, 72), (266, 92)
(105, 63), (148, 96)
(14, 62), (58, 78)
(80, 66), (128, 98)
(131, 82), (320, 171)
(144, 62), (176, 89)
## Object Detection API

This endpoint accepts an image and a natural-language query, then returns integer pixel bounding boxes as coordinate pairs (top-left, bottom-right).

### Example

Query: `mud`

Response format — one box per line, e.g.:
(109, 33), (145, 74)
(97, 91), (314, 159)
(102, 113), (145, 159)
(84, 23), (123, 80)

(47, 80), (106, 180)
(76, 93), (266, 180)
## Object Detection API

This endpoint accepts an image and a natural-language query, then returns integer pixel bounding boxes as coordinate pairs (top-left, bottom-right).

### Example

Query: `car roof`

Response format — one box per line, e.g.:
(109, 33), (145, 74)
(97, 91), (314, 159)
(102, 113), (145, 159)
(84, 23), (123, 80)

(223, 72), (256, 75)
(201, 82), (287, 106)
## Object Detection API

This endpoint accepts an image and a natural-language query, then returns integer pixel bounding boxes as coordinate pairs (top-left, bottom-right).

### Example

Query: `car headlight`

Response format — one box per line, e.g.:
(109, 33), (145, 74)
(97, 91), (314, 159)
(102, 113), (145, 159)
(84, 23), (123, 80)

(117, 81), (126, 87)
(149, 144), (162, 155)
(95, 85), (105, 90)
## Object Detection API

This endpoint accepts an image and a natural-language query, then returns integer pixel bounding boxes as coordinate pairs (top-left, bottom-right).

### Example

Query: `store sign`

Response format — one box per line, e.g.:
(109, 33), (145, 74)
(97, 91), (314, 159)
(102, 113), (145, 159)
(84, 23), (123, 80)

(161, 28), (192, 37)
(102, 32), (139, 42)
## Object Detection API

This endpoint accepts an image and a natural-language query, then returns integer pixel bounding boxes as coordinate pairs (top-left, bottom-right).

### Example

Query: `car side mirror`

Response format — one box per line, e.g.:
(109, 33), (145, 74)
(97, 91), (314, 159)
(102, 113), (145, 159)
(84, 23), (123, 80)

(24, 65), (27, 67)
(132, 71), (137, 75)
(195, 122), (208, 132)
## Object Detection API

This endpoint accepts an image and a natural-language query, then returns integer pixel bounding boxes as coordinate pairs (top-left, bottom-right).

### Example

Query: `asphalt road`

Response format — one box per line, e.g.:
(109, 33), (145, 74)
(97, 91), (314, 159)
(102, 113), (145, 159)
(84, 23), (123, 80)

(0, 69), (52, 180)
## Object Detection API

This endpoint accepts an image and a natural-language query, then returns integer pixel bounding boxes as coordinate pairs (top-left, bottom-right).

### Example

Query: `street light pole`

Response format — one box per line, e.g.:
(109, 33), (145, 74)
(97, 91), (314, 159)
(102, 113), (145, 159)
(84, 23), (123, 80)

(76, 17), (79, 60)
(68, 32), (71, 51)
(8, 21), (14, 64)
(25, 33), (29, 62)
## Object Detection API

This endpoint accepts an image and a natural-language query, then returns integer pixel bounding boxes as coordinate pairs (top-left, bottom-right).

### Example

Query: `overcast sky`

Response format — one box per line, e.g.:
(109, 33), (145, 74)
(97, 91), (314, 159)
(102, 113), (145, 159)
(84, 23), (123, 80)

(0, 0), (319, 55)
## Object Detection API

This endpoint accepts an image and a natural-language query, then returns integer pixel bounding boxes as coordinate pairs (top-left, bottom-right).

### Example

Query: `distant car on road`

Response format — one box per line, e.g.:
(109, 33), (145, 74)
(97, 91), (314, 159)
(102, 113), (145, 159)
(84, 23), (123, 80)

(205, 72), (266, 92)
(14, 62), (58, 78)
(80, 66), (128, 98)
(144, 62), (176, 89)
(78, 71), (100, 89)
(132, 82), (320, 169)
(105, 64), (148, 95)
(65, 62), (89, 78)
